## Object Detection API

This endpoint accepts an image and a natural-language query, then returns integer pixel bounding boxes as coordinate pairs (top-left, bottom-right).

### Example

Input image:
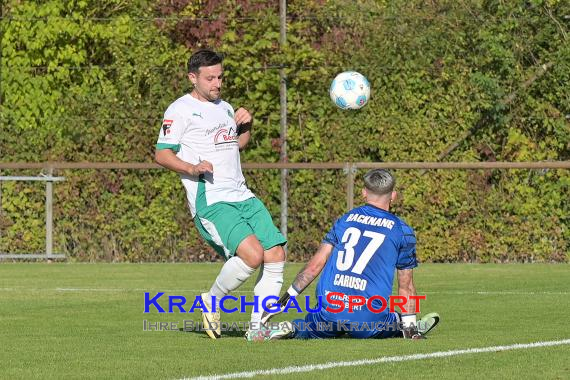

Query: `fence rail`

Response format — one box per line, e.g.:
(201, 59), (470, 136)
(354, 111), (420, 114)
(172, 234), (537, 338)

(1, 161), (569, 170)
(1, 161), (568, 260)
(2, 161), (569, 211)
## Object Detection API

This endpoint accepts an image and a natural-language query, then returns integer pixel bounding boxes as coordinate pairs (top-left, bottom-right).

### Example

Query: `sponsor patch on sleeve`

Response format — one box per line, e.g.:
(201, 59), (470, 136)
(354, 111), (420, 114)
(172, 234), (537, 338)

(161, 119), (173, 136)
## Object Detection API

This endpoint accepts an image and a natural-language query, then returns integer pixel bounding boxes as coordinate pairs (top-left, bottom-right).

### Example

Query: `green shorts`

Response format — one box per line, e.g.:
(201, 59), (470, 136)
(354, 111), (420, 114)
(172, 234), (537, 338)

(194, 197), (287, 260)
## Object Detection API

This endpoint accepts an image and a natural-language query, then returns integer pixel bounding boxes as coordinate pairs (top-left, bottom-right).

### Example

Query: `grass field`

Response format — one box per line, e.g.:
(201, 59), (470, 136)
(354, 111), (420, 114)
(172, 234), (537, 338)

(0, 263), (568, 379)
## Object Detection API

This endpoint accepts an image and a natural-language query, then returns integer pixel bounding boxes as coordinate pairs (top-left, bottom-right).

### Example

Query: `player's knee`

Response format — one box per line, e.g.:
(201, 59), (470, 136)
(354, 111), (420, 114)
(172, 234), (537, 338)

(240, 249), (263, 268)
(236, 236), (264, 268)
(264, 245), (285, 263)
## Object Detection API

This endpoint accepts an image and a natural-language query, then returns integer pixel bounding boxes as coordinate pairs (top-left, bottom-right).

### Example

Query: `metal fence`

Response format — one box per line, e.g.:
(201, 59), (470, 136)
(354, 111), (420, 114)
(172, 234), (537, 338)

(0, 173), (65, 260)
(1, 160), (568, 260)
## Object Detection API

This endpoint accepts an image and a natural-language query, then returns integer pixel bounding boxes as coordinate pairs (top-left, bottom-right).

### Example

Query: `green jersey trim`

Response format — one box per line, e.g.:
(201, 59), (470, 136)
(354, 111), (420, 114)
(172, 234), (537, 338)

(196, 177), (207, 211)
(155, 143), (181, 153)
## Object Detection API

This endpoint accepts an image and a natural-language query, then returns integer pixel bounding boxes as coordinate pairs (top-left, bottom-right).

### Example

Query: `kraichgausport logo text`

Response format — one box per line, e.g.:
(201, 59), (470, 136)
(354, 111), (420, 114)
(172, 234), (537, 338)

(143, 292), (426, 314)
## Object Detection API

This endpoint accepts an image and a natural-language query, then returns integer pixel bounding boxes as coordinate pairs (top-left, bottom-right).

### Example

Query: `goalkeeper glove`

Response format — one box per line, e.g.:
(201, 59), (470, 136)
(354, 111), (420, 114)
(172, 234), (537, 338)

(260, 286), (299, 324)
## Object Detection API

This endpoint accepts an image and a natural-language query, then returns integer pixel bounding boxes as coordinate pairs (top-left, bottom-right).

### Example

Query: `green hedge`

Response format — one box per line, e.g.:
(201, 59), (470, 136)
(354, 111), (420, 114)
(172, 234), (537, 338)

(1, 0), (568, 262)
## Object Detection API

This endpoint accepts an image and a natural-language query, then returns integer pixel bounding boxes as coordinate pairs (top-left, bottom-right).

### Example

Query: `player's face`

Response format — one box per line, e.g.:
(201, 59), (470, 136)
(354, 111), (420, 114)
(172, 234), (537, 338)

(189, 64), (223, 102)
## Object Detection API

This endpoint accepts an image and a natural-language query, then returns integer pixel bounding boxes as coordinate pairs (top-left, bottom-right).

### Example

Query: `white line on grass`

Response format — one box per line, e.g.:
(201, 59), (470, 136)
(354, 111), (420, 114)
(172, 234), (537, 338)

(55, 288), (215, 292)
(183, 339), (570, 380)
(429, 290), (569, 295)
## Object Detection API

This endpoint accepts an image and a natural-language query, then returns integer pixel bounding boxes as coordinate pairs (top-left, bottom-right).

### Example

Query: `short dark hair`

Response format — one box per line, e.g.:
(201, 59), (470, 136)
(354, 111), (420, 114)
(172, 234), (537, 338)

(363, 169), (395, 196)
(187, 49), (224, 74)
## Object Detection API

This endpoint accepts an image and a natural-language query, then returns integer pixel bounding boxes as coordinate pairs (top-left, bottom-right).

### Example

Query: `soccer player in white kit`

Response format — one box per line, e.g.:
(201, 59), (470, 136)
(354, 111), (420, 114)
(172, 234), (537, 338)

(155, 49), (287, 340)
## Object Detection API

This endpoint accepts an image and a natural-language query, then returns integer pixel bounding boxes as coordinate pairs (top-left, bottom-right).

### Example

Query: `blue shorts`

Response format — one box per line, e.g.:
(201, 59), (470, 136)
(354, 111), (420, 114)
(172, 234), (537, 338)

(292, 311), (402, 339)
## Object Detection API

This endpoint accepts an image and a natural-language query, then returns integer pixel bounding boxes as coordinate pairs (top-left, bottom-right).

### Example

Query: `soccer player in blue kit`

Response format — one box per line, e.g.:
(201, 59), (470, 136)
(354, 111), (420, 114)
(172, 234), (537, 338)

(262, 169), (439, 340)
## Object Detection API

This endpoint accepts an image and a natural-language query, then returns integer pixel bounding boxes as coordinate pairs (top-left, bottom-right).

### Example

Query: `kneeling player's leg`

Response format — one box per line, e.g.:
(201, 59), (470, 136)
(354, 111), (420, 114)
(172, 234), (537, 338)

(292, 312), (342, 339)
(365, 312), (403, 339)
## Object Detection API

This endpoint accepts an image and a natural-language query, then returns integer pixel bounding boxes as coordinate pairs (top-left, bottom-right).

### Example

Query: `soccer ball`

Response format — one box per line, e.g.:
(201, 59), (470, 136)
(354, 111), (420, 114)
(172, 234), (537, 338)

(329, 71), (370, 110)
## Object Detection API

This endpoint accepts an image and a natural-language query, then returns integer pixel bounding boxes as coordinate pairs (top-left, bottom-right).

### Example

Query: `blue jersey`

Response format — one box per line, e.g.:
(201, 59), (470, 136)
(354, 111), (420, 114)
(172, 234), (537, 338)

(316, 204), (417, 322)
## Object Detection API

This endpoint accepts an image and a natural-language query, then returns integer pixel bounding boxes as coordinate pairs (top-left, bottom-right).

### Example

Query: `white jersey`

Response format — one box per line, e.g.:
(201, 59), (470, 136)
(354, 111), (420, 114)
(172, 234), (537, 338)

(156, 94), (255, 216)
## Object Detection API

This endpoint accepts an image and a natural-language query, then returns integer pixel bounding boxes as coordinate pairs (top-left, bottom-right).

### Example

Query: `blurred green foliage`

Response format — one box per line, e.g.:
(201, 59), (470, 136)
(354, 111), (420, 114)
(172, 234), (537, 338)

(1, 0), (568, 262)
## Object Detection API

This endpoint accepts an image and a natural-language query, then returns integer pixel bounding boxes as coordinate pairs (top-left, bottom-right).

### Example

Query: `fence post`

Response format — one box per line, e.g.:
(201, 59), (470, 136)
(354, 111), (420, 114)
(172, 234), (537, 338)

(344, 163), (356, 210)
(0, 174), (65, 260)
(279, 0), (288, 246)
(45, 168), (54, 258)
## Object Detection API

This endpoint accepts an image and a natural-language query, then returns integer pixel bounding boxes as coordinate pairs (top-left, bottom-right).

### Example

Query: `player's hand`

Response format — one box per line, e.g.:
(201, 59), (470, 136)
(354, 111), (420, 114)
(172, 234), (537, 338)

(234, 107), (252, 128)
(261, 292), (290, 324)
(189, 160), (213, 176)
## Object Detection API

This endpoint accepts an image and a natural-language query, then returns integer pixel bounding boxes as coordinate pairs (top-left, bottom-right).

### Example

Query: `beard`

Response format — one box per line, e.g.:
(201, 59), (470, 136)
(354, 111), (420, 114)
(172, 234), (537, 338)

(207, 89), (221, 101)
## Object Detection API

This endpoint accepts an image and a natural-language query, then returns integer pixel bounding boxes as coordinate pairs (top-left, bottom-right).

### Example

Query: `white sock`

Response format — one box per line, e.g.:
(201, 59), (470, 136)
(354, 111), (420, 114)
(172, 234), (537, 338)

(206, 256), (255, 308)
(250, 261), (285, 325)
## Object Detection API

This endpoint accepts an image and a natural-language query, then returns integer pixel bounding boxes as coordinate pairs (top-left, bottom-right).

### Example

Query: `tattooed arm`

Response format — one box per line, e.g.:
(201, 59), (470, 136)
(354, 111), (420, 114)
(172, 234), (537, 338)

(291, 243), (333, 294)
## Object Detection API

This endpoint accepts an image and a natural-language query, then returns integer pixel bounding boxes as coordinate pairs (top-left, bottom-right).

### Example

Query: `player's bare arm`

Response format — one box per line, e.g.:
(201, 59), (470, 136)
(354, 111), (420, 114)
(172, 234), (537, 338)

(291, 243), (333, 292)
(397, 268), (423, 339)
(155, 149), (213, 176)
(237, 129), (251, 151)
(261, 243), (333, 324)
(397, 268), (417, 313)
